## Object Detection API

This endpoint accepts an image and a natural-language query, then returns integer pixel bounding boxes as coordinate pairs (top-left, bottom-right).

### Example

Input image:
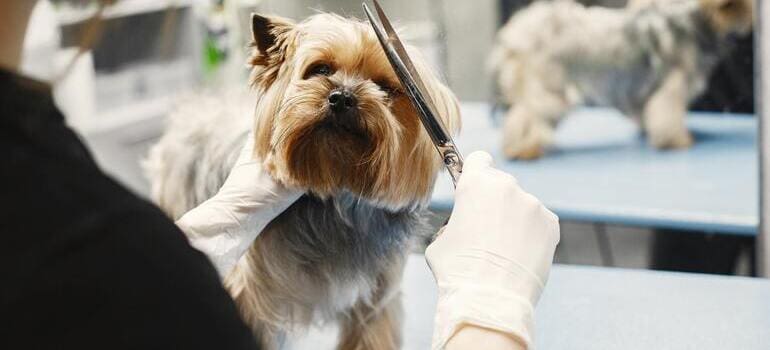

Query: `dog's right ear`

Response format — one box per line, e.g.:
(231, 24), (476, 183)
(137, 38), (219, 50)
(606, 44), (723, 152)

(249, 14), (296, 88)
(250, 14), (295, 62)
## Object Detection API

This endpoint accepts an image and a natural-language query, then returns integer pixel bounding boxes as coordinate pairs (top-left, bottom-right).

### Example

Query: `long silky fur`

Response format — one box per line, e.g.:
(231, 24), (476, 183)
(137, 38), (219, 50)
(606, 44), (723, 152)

(146, 12), (461, 350)
(145, 93), (426, 347)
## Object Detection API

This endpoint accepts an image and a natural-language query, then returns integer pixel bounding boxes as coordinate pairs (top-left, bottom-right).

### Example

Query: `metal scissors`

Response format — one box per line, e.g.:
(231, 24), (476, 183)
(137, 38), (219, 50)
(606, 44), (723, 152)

(362, 0), (464, 186)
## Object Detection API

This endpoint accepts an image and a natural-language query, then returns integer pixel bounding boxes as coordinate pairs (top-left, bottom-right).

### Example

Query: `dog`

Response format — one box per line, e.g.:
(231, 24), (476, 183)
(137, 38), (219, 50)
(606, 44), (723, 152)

(145, 12), (460, 350)
(490, 0), (753, 159)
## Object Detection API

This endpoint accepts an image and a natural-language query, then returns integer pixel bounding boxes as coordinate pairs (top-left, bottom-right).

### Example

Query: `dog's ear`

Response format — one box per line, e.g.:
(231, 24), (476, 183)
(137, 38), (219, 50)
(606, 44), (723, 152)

(249, 14), (296, 87)
(251, 14), (294, 57)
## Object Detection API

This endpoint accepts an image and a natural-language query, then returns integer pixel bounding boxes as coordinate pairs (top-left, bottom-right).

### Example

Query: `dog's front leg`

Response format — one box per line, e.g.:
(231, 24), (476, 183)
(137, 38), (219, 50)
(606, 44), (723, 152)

(642, 68), (693, 150)
(502, 101), (564, 160)
(337, 264), (404, 350)
(500, 69), (569, 160)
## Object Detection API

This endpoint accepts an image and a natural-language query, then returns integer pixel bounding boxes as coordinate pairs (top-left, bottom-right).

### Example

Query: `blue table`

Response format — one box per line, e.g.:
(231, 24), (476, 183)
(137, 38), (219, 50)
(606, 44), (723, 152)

(430, 103), (759, 235)
(291, 255), (770, 349)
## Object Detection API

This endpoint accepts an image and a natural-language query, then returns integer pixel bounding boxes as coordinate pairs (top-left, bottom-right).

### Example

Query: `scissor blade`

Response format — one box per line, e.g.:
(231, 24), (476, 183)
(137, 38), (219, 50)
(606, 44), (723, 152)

(363, 1), (453, 146)
(363, 1), (464, 185)
(371, 0), (436, 110)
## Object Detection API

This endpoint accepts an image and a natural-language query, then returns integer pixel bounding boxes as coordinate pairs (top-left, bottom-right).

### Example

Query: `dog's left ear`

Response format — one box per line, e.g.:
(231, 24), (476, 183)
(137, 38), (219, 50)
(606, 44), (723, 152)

(250, 14), (295, 63)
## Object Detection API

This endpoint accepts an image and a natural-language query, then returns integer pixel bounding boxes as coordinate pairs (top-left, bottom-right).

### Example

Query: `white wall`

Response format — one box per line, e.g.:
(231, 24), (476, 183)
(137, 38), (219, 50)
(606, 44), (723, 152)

(442, 0), (497, 101)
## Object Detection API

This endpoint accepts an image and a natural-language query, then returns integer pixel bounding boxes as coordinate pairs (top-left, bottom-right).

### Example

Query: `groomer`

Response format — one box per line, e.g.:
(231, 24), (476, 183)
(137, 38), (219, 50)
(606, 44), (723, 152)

(0, 1), (559, 349)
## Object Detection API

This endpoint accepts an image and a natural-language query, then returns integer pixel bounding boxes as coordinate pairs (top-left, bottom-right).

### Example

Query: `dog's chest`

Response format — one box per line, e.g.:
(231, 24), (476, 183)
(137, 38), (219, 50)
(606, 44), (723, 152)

(258, 192), (422, 314)
(277, 194), (417, 266)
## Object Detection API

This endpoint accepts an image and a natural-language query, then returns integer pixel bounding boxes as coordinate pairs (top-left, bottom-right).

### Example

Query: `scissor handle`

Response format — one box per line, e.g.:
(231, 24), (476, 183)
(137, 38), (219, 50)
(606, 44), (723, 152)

(438, 143), (463, 186)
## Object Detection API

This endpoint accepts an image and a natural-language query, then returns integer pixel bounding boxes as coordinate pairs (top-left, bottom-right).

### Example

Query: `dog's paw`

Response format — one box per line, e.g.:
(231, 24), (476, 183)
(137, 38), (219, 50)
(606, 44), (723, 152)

(648, 130), (693, 150)
(503, 142), (545, 160)
(502, 115), (553, 160)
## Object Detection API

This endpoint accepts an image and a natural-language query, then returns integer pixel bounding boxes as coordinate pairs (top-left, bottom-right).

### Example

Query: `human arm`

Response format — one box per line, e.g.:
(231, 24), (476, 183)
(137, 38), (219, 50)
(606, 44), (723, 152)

(175, 134), (303, 277)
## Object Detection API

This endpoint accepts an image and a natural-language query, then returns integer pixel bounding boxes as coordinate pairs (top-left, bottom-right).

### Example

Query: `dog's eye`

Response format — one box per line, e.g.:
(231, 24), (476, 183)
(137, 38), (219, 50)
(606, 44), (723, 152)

(305, 63), (333, 78)
(375, 80), (400, 96)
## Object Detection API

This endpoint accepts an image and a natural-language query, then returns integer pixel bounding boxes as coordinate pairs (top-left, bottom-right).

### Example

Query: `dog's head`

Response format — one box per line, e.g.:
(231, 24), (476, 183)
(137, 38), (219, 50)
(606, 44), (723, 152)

(248, 13), (460, 210)
(700, 0), (754, 36)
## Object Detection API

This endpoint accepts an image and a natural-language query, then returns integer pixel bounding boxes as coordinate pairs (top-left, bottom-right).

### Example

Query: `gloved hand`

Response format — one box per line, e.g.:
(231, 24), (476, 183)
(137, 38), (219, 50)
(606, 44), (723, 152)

(426, 151), (560, 350)
(176, 133), (303, 277)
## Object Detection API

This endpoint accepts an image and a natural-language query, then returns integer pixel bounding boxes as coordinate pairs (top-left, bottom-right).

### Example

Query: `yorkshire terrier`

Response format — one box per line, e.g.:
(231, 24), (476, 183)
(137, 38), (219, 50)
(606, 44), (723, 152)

(146, 13), (460, 350)
(490, 0), (753, 159)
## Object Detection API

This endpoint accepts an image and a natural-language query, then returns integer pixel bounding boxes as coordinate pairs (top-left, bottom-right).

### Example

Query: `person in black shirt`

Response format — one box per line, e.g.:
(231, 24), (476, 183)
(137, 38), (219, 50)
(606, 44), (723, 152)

(0, 3), (275, 349)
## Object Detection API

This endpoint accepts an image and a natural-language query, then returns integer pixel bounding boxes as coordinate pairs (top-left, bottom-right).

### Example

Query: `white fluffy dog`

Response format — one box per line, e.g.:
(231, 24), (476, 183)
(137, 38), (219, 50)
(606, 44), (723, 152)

(491, 0), (753, 159)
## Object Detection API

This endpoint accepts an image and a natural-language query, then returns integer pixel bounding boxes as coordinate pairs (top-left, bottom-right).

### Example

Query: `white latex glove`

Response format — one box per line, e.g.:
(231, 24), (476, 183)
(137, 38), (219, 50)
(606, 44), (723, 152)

(425, 151), (560, 350)
(176, 133), (303, 278)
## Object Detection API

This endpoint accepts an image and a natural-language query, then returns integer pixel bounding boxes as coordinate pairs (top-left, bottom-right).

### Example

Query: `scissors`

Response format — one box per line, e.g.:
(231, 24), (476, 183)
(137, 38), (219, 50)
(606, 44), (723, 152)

(362, 0), (464, 186)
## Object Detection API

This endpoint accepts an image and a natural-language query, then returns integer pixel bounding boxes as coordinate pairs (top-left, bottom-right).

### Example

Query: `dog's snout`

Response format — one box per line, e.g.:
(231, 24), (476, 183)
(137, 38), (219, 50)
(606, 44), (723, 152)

(328, 89), (357, 113)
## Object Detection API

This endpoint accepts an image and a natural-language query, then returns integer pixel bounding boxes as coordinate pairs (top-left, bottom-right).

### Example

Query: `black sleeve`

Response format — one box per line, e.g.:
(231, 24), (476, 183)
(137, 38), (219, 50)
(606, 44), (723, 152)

(1, 207), (259, 350)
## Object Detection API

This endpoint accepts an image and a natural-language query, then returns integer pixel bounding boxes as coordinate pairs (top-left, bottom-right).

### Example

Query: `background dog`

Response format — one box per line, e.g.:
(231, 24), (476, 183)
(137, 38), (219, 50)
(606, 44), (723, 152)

(490, 0), (753, 159)
(146, 12), (460, 350)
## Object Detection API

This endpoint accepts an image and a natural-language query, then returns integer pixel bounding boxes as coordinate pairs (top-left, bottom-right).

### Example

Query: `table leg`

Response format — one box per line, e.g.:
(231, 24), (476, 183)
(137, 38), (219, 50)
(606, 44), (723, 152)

(593, 223), (615, 267)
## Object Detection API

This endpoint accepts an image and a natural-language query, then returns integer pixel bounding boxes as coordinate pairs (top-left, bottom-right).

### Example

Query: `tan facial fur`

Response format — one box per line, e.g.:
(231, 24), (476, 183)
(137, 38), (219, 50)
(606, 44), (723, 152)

(699, 0), (754, 36)
(248, 13), (460, 211)
(634, 0), (756, 35)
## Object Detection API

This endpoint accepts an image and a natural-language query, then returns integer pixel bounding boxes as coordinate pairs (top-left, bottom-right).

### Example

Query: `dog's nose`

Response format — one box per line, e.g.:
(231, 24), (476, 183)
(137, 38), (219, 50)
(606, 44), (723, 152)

(328, 89), (357, 113)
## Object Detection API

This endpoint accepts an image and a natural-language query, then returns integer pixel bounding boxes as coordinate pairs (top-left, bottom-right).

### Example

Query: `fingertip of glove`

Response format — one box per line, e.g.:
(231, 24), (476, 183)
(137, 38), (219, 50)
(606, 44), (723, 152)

(464, 151), (494, 170)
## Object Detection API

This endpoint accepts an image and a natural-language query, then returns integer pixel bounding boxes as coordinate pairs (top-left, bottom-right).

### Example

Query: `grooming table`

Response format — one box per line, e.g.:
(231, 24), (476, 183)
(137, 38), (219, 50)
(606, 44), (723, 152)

(291, 254), (770, 349)
(430, 103), (758, 235)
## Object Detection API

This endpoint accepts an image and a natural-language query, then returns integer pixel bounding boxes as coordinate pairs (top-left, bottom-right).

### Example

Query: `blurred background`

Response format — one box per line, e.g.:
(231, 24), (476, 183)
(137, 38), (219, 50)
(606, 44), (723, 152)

(28, 0), (758, 276)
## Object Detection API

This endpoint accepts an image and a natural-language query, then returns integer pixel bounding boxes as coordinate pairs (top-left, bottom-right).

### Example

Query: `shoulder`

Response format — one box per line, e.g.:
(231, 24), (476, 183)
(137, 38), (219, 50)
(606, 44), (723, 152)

(1, 204), (259, 349)
(0, 184), (260, 348)
(0, 145), (203, 277)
